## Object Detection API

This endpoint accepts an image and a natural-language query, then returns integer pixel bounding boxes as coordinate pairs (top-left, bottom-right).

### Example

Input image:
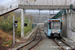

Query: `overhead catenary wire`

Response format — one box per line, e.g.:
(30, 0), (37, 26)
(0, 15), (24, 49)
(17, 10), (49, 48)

(25, 0), (73, 18)
(25, 0), (39, 15)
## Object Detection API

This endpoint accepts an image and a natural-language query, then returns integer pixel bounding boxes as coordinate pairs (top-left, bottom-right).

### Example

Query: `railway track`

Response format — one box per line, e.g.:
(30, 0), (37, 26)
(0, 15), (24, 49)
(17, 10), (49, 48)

(52, 39), (75, 50)
(17, 27), (42, 50)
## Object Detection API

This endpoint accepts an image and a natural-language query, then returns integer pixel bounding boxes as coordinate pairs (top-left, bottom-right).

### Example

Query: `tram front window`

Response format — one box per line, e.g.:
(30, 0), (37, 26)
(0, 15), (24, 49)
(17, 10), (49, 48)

(51, 22), (61, 29)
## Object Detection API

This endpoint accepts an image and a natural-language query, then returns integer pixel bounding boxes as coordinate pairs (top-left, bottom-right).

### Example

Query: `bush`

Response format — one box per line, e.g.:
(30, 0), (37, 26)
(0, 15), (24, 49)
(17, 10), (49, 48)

(0, 15), (32, 38)
(0, 22), (13, 32)
(2, 40), (12, 47)
(16, 30), (21, 37)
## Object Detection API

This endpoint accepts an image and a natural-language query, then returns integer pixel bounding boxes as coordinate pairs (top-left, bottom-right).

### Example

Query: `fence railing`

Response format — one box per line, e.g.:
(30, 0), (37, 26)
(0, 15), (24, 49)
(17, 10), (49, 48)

(0, 0), (18, 15)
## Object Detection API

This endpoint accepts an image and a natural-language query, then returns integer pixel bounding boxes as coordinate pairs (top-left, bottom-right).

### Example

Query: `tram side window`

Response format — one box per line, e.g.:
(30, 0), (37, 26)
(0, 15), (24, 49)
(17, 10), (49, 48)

(49, 22), (51, 29)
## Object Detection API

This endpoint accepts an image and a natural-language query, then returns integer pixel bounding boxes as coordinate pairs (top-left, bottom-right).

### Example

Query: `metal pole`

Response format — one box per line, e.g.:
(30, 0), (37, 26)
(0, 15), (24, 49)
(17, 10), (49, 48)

(70, 9), (73, 39)
(39, 10), (40, 16)
(13, 15), (15, 45)
(32, 18), (33, 23)
(32, 18), (33, 28)
(29, 15), (30, 26)
(39, 10), (40, 23)
(49, 10), (50, 18)
(53, 10), (54, 15)
(67, 10), (69, 37)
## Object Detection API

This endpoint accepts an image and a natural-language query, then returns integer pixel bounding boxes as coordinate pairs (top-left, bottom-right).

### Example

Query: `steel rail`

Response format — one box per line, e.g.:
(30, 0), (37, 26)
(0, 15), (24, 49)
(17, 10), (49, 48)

(52, 39), (64, 50)
(52, 39), (75, 50)
(17, 27), (42, 50)
(28, 28), (42, 50)
(60, 39), (75, 50)
(17, 28), (38, 50)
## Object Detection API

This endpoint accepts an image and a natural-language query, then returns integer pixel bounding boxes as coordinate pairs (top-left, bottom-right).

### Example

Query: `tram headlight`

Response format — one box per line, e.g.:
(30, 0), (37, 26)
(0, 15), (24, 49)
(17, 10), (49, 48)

(52, 32), (55, 33)
(57, 32), (60, 33)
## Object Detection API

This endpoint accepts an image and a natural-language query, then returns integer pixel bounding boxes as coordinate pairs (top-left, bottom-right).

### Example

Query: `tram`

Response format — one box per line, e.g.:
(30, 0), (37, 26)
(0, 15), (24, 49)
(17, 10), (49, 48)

(44, 19), (62, 38)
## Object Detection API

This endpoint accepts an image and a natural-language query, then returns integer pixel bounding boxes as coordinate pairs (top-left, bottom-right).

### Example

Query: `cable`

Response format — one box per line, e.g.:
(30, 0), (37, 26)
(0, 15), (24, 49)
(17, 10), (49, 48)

(25, 0), (39, 15)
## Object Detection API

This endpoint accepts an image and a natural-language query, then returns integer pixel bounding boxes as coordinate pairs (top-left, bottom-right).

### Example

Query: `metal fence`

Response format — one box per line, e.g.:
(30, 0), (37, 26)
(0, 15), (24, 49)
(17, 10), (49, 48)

(0, 0), (18, 15)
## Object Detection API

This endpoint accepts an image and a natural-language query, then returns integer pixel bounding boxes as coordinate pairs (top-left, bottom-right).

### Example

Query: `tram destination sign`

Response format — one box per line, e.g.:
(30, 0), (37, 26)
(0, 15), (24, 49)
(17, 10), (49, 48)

(52, 20), (60, 22)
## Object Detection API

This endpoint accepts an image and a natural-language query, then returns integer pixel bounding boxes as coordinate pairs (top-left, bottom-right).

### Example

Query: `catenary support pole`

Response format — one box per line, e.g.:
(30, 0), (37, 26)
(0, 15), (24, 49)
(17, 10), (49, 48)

(39, 9), (40, 23)
(29, 15), (30, 26)
(67, 9), (72, 38)
(70, 9), (73, 39)
(49, 10), (50, 18)
(13, 15), (15, 45)
(21, 8), (25, 38)
(67, 9), (69, 38)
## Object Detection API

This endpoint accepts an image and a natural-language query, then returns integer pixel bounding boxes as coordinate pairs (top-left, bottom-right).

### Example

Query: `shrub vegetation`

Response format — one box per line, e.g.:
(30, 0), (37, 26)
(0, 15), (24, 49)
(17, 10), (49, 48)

(0, 12), (32, 38)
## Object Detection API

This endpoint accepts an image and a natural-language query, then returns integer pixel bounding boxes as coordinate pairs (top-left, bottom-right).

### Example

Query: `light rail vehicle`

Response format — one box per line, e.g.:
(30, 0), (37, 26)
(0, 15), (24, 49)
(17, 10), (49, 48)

(44, 19), (62, 38)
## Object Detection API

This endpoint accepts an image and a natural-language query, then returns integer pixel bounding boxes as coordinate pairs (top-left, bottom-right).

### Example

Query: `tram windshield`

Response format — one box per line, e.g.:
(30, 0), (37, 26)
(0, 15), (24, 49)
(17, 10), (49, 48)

(51, 22), (61, 29)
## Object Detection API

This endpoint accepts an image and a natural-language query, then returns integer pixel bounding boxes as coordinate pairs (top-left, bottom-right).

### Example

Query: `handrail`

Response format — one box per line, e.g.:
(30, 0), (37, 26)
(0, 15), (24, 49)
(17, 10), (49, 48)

(0, 0), (18, 15)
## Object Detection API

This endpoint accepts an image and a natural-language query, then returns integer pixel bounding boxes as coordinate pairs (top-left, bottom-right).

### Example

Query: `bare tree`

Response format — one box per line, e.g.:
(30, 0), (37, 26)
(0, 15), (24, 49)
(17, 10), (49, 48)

(0, 5), (5, 12)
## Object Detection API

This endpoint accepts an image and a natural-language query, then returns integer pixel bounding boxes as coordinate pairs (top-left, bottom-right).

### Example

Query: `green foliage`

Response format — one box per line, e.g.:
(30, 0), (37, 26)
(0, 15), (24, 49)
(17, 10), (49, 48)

(24, 25), (32, 35)
(0, 12), (33, 38)
(2, 40), (12, 47)
(2, 42), (6, 45)
(0, 19), (13, 32)
(16, 17), (32, 37)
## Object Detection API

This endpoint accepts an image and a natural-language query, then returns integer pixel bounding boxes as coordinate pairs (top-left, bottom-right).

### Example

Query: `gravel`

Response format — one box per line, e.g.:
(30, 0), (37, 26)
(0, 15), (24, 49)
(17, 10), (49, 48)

(32, 30), (61, 50)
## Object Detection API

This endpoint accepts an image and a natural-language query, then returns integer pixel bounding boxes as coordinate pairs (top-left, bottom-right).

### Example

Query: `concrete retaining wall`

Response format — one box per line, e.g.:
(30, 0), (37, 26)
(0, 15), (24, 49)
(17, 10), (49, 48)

(62, 12), (75, 42)
(71, 13), (75, 42)
(62, 14), (67, 37)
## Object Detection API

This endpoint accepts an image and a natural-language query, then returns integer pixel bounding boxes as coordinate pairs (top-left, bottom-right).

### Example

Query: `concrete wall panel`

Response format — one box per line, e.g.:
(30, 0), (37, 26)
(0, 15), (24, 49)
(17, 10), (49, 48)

(48, 0), (52, 5)
(71, 13), (75, 30)
(71, 13), (75, 42)
(62, 14), (67, 37)
(66, 12), (75, 42)
(67, 13), (72, 39)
